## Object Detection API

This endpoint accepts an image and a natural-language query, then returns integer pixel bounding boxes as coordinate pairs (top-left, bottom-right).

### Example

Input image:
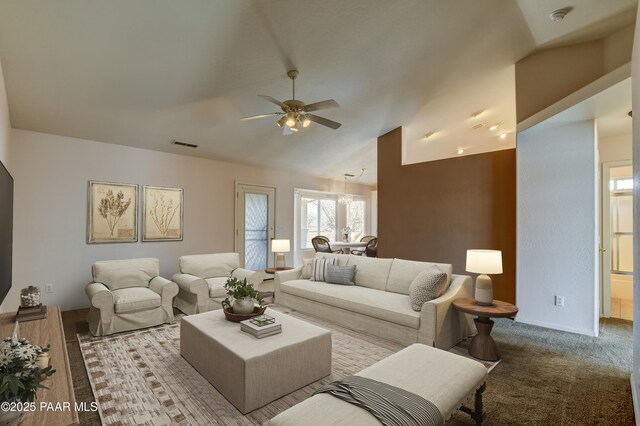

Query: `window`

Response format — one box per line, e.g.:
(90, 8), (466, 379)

(300, 195), (337, 249)
(346, 199), (366, 242)
(296, 189), (368, 250)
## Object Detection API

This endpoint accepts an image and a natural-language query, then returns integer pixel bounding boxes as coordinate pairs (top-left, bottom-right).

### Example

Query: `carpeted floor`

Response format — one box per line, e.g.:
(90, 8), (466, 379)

(62, 309), (633, 425)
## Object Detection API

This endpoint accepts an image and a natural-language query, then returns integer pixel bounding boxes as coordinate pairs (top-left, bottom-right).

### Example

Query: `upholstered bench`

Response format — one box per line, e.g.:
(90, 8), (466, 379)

(268, 343), (488, 425)
(180, 308), (332, 414)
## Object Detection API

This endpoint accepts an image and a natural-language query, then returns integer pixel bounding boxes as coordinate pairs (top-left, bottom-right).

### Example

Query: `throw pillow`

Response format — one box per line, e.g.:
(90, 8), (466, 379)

(325, 264), (357, 285)
(408, 266), (448, 311)
(311, 257), (337, 282)
(301, 258), (313, 279)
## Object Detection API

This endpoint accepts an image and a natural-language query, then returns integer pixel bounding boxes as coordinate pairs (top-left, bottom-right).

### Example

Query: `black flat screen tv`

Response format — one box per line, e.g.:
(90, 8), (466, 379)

(0, 159), (12, 306)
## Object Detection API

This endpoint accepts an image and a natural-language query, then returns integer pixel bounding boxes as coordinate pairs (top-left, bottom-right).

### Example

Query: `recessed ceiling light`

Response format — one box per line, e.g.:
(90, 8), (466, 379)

(549, 8), (571, 22)
(423, 132), (435, 140)
(457, 148), (464, 155)
(489, 123), (501, 131)
(470, 110), (484, 119)
(499, 133), (508, 140)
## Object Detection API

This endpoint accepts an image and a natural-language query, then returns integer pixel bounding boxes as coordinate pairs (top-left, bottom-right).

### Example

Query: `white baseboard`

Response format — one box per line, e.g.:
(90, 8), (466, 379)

(515, 317), (597, 337)
(632, 374), (640, 425)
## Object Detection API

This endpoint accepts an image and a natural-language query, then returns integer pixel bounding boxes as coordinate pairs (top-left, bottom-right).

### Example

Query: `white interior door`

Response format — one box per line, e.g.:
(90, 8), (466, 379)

(235, 183), (276, 270)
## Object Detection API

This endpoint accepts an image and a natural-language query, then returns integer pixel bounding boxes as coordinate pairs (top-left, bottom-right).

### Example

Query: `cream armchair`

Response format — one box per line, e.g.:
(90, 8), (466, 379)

(85, 258), (178, 336)
(172, 253), (264, 314)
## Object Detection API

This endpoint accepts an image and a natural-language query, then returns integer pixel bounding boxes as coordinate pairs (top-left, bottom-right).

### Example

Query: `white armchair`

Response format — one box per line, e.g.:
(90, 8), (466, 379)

(85, 258), (178, 336)
(172, 253), (264, 314)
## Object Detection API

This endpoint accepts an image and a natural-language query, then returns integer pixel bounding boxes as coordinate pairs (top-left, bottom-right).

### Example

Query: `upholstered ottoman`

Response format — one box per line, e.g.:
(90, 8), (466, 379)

(180, 308), (332, 414)
(268, 344), (488, 425)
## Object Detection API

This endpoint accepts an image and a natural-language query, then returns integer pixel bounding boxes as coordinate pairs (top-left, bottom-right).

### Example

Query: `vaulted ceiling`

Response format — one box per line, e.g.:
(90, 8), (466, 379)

(0, 0), (636, 184)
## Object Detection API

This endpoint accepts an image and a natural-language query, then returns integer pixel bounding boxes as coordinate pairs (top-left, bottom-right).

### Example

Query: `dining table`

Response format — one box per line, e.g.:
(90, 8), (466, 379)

(330, 241), (368, 254)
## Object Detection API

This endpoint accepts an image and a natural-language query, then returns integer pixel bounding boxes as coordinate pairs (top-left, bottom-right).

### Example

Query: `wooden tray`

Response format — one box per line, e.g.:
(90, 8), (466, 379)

(222, 306), (266, 323)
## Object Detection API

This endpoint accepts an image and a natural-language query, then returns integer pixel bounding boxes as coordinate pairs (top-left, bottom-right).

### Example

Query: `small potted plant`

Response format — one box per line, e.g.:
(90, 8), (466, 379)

(222, 277), (264, 315)
(0, 337), (55, 425)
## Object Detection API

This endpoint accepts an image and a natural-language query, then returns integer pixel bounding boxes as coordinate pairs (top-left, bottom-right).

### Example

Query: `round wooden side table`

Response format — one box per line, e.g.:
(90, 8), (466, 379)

(452, 298), (518, 361)
(264, 267), (293, 275)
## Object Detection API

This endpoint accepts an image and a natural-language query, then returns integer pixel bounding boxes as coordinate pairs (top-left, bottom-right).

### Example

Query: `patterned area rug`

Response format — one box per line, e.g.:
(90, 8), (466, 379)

(78, 309), (488, 425)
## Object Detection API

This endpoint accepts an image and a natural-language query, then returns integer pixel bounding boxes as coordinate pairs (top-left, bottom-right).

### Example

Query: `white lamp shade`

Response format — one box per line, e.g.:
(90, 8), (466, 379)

(272, 239), (290, 253)
(466, 249), (503, 274)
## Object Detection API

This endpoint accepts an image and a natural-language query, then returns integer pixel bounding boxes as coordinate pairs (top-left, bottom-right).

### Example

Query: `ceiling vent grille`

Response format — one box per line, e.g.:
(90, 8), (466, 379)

(471, 122), (485, 130)
(172, 140), (199, 148)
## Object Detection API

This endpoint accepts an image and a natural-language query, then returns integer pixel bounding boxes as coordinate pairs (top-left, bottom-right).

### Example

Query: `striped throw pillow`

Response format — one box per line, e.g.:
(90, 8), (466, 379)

(326, 264), (356, 285)
(311, 257), (337, 282)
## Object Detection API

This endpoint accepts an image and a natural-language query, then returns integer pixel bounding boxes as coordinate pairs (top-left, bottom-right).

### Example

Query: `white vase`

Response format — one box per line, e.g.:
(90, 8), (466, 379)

(232, 297), (255, 314)
(0, 398), (25, 426)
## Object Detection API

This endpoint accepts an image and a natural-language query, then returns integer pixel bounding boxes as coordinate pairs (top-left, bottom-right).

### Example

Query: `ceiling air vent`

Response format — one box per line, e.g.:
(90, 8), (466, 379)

(171, 140), (199, 148)
(471, 122), (485, 130)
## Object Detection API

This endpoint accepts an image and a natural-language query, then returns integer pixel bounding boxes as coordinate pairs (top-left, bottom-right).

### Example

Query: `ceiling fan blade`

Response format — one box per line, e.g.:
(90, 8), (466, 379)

(308, 114), (342, 130)
(258, 95), (286, 108)
(303, 99), (339, 112)
(240, 112), (281, 121)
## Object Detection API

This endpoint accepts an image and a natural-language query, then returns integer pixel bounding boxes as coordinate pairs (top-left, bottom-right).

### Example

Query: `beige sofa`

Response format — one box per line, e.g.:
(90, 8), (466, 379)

(172, 253), (264, 314)
(275, 253), (473, 349)
(85, 258), (178, 336)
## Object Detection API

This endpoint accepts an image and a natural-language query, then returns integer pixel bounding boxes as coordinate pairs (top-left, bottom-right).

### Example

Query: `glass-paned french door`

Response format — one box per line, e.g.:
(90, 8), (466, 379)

(235, 183), (275, 270)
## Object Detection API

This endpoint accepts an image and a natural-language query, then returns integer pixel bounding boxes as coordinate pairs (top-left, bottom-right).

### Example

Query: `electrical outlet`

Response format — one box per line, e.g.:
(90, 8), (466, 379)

(555, 295), (565, 307)
(45, 283), (54, 293)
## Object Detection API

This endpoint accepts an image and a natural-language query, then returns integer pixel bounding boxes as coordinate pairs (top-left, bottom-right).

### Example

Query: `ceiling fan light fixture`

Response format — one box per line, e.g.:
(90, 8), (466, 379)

(301, 115), (311, 128)
(285, 113), (297, 127)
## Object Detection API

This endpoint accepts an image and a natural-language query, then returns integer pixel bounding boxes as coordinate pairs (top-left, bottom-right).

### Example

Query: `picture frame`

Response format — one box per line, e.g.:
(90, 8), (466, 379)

(142, 185), (184, 242)
(87, 181), (138, 244)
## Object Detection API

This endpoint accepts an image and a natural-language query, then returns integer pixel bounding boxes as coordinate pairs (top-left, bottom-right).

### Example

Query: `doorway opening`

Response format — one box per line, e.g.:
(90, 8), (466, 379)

(602, 162), (633, 321)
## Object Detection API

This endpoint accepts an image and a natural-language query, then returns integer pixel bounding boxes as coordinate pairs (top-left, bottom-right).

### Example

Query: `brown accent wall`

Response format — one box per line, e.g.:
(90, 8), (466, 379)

(377, 128), (516, 303)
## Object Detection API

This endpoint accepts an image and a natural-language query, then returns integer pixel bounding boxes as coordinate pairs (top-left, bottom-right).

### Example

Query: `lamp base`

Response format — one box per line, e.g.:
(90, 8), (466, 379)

(275, 253), (285, 269)
(474, 274), (494, 306)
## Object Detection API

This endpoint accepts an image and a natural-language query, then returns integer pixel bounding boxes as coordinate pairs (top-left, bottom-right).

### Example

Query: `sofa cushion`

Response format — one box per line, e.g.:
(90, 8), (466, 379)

(346, 255), (393, 291)
(92, 258), (159, 291)
(314, 253), (350, 266)
(386, 259), (453, 296)
(280, 279), (420, 329)
(180, 253), (239, 278)
(206, 277), (229, 298)
(325, 264), (356, 286)
(408, 266), (449, 311)
(112, 287), (161, 313)
(301, 258), (313, 279)
(311, 257), (337, 282)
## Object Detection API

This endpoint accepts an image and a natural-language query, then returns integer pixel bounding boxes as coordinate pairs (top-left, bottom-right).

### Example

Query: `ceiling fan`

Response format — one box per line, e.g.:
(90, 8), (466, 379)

(241, 70), (341, 135)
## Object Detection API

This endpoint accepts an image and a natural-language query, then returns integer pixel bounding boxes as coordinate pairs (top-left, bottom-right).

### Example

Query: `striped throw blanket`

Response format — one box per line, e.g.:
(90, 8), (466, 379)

(313, 376), (444, 426)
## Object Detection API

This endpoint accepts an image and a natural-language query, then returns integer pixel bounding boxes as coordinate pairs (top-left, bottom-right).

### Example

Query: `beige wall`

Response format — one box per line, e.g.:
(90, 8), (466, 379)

(599, 134), (632, 163)
(1, 129), (371, 312)
(0, 58), (10, 170)
(516, 25), (634, 123)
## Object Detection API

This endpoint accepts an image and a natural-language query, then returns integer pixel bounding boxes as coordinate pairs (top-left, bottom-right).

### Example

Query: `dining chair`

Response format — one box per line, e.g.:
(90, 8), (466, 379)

(312, 236), (342, 254)
(351, 235), (376, 255)
(365, 237), (378, 257)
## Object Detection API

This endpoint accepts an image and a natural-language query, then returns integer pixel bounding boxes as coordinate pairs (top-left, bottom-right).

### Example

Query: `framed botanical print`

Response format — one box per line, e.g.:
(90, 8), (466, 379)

(87, 181), (138, 243)
(142, 186), (183, 242)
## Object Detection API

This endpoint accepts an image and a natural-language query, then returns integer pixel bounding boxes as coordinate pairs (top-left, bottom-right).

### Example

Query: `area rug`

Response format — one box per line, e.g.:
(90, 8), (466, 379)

(78, 309), (490, 426)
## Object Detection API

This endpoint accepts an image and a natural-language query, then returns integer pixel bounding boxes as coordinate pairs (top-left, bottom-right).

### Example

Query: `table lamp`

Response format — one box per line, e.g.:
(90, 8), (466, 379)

(466, 249), (502, 306)
(272, 239), (290, 270)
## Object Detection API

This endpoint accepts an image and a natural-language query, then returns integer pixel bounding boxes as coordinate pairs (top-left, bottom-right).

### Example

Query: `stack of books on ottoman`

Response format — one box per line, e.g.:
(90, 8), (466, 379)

(241, 315), (281, 338)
